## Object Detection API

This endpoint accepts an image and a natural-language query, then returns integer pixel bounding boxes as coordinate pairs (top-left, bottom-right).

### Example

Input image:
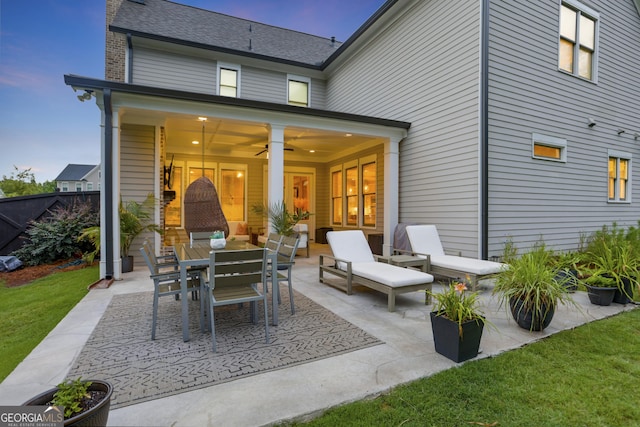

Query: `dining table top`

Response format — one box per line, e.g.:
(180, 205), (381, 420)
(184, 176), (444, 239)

(174, 240), (262, 264)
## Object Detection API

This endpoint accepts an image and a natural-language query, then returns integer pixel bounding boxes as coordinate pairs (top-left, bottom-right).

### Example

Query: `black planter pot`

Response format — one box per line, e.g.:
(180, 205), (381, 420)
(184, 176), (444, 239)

(430, 311), (484, 363)
(121, 255), (134, 273)
(555, 269), (579, 293)
(23, 380), (113, 427)
(613, 277), (633, 305)
(585, 284), (616, 306)
(509, 298), (554, 331)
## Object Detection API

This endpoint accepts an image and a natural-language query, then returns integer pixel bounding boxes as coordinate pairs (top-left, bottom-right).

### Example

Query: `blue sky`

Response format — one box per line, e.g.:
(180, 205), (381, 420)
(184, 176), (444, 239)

(0, 0), (385, 182)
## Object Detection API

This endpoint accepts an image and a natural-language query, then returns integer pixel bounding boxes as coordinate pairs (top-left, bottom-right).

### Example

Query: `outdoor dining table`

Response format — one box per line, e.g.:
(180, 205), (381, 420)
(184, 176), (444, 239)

(174, 240), (278, 342)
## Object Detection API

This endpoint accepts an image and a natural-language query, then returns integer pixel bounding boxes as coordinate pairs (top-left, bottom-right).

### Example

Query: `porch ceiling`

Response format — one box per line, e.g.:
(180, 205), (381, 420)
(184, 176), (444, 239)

(160, 113), (387, 163)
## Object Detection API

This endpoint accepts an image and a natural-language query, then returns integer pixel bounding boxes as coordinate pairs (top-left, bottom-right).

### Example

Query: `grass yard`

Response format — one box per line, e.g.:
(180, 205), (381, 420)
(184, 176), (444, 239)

(0, 266), (98, 382)
(293, 308), (640, 427)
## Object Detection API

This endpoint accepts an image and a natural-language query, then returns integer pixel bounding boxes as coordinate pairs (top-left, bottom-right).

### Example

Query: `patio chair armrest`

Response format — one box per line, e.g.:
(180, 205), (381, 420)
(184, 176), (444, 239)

(410, 252), (432, 270)
(392, 248), (414, 255)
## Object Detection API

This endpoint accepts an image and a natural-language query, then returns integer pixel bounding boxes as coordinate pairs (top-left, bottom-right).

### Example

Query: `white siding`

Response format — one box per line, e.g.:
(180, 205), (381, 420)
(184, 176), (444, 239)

(133, 48), (216, 94)
(487, 0), (640, 254)
(327, 0), (482, 257)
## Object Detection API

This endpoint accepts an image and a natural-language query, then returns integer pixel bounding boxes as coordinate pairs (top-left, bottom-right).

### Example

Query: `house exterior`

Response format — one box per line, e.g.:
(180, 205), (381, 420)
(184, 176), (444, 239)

(54, 164), (100, 192)
(66, 0), (640, 280)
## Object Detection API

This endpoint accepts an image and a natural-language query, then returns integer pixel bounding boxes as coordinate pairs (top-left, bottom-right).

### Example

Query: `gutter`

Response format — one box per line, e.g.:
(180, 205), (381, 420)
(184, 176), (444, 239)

(480, 0), (490, 259)
(127, 33), (133, 82)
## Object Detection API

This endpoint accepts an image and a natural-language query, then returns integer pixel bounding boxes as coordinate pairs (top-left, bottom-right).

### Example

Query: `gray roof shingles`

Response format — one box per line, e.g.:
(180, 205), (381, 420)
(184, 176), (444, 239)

(55, 164), (97, 181)
(111, 0), (343, 66)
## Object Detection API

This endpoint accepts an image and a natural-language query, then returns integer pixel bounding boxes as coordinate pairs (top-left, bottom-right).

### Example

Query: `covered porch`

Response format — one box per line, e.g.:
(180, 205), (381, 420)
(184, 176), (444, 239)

(65, 75), (410, 280)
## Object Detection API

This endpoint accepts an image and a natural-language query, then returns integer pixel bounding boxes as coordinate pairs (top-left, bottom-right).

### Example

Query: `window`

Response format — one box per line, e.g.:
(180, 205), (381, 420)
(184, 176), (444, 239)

(287, 75), (310, 107)
(86, 182), (93, 191)
(362, 161), (376, 227)
(608, 151), (631, 203)
(217, 63), (240, 97)
(345, 166), (358, 226)
(559, 1), (598, 81)
(532, 133), (567, 162)
(61, 182), (68, 192)
(330, 155), (377, 227)
(331, 168), (342, 225)
(75, 182), (82, 192)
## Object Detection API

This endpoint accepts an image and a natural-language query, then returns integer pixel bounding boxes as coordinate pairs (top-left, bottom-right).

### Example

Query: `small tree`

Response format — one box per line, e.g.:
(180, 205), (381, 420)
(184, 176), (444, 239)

(0, 166), (55, 197)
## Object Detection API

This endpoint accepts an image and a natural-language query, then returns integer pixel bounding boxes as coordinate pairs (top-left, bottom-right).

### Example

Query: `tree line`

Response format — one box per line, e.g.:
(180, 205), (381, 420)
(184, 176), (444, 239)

(0, 166), (56, 198)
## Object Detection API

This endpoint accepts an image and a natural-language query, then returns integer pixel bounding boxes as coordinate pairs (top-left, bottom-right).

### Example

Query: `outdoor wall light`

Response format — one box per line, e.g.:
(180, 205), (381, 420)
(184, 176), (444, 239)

(587, 118), (596, 127)
(77, 90), (93, 102)
(617, 129), (625, 135)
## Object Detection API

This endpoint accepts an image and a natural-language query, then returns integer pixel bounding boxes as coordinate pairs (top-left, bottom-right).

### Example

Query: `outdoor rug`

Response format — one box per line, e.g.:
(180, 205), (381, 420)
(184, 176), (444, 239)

(67, 289), (383, 409)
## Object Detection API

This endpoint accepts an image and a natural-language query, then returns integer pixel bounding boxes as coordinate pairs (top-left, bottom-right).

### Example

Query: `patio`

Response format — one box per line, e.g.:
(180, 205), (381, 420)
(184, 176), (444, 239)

(0, 243), (632, 426)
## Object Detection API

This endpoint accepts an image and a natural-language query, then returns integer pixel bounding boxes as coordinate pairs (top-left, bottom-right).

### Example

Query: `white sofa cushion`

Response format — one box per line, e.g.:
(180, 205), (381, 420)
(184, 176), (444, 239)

(227, 221), (250, 241)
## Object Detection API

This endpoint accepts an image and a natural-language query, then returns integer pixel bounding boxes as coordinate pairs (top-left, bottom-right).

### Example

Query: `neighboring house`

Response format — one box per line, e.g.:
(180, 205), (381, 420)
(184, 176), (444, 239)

(55, 164), (100, 192)
(66, 0), (640, 279)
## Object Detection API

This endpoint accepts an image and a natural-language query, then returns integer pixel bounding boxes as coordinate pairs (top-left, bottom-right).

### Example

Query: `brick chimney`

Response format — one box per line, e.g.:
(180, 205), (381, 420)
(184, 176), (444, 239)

(105, 0), (126, 82)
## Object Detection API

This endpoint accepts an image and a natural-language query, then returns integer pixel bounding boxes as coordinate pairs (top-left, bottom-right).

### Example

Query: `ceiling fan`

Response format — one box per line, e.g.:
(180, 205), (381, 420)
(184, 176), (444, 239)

(255, 144), (294, 156)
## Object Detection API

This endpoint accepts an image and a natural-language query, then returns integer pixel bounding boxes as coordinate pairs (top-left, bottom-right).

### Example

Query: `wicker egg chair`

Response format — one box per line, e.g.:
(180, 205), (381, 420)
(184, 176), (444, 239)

(184, 176), (229, 238)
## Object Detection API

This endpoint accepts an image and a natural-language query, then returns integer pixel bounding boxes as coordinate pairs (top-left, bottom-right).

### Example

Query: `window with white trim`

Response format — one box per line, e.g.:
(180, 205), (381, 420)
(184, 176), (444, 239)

(287, 75), (310, 107)
(217, 63), (240, 97)
(608, 150), (631, 203)
(361, 157), (377, 227)
(61, 182), (68, 192)
(532, 133), (567, 162)
(559, 0), (599, 81)
(86, 182), (93, 191)
(75, 182), (82, 192)
(330, 166), (342, 225)
(330, 155), (377, 227)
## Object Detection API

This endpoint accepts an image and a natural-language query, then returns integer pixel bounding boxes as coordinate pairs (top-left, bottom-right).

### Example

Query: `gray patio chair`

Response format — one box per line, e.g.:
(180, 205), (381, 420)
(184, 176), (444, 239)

(139, 245), (204, 340)
(271, 234), (300, 314)
(204, 248), (270, 352)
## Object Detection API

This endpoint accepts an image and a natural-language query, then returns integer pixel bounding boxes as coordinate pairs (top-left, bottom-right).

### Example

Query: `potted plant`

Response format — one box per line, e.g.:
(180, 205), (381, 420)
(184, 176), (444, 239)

(209, 230), (226, 249)
(493, 242), (576, 331)
(551, 251), (583, 293)
(583, 271), (617, 306)
(583, 224), (639, 305)
(252, 200), (310, 236)
(79, 193), (161, 272)
(429, 277), (489, 362)
(23, 377), (113, 426)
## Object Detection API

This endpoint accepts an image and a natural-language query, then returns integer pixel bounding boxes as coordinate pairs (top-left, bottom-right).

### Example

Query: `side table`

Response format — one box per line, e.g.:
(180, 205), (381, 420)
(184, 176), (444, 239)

(377, 254), (428, 272)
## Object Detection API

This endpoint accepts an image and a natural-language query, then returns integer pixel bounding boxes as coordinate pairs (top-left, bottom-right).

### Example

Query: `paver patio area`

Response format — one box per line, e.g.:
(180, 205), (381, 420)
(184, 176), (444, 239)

(0, 244), (632, 426)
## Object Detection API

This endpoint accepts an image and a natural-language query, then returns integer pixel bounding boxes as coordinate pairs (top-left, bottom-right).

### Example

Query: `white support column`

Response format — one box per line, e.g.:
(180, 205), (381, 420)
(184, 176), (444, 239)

(383, 137), (400, 256)
(267, 123), (285, 233)
(111, 113), (122, 280)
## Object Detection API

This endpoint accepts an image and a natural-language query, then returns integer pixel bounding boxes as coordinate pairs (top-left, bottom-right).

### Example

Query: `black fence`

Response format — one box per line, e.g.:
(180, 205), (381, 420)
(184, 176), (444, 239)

(0, 191), (100, 255)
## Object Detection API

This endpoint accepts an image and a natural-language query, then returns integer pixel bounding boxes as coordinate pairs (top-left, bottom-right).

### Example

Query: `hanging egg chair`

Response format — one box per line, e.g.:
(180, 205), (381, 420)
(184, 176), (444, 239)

(184, 176), (229, 238)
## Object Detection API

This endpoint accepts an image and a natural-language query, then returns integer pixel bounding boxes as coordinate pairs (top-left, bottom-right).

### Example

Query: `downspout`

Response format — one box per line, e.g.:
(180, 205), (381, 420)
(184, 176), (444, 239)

(126, 34), (133, 83)
(104, 88), (114, 279)
(480, 0), (490, 259)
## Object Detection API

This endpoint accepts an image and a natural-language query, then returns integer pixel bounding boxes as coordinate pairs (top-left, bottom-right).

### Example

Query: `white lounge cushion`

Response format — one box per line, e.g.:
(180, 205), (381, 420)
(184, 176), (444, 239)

(430, 255), (504, 275)
(293, 224), (308, 248)
(405, 225), (505, 273)
(326, 230), (375, 268)
(350, 262), (434, 287)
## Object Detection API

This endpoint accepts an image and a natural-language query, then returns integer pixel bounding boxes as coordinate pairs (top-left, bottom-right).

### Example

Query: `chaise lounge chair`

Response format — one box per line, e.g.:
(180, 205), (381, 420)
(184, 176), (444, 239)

(405, 225), (505, 290)
(319, 230), (434, 312)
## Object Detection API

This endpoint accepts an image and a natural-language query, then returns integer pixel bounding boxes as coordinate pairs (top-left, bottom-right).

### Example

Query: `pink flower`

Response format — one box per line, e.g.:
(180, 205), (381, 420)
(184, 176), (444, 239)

(454, 282), (467, 294)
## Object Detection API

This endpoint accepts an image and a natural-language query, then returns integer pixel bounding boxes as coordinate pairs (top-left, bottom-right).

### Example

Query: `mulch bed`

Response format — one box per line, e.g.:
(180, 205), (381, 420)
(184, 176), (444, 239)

(0, 258), (88, 287)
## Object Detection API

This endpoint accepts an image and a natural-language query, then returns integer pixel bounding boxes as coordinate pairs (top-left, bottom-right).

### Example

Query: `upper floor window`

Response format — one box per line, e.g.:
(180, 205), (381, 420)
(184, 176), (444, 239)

(608, 150), (631, 203)
(559, 1), (599, 81)
(61, 182), (69, 192)
(287, 75), (310, 107)
(218, 63), (240, 97)
(86, 182), (93, 191)
(75, 182), (83, 192)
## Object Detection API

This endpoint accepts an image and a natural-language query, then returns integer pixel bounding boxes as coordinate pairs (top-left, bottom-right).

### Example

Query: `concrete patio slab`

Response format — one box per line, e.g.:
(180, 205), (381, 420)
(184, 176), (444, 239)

(0, 244), (633, 426)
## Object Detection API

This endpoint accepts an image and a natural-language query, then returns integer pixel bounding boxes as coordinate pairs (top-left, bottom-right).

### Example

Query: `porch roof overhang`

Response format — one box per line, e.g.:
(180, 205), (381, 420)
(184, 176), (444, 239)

(64, 74), (411, 130)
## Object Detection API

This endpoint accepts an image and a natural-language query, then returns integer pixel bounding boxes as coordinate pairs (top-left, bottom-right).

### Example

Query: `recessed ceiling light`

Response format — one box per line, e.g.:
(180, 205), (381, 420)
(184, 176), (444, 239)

(309, 150), (315, 153)
(345, 133), (352, 137)
(192, 140), (199, 145)
(198, 117), (207, 122)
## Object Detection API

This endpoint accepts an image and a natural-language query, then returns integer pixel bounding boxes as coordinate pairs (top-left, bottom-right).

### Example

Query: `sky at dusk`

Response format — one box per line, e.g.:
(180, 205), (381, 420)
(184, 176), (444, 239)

(0, 0), (386, 182)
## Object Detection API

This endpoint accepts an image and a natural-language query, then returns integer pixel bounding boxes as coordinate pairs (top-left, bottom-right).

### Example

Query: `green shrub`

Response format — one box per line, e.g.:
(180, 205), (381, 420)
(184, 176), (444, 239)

(12, 202), (99, 266)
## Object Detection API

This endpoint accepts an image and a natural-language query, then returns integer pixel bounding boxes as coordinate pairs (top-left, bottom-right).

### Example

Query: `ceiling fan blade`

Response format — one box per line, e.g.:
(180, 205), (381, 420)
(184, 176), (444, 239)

(255, 149), (267, 156)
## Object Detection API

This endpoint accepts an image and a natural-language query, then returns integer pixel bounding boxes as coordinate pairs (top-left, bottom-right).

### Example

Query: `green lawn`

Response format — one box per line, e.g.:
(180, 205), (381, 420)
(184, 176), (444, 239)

(0, 266), (98, 382)
(292, 308), (640, 427)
